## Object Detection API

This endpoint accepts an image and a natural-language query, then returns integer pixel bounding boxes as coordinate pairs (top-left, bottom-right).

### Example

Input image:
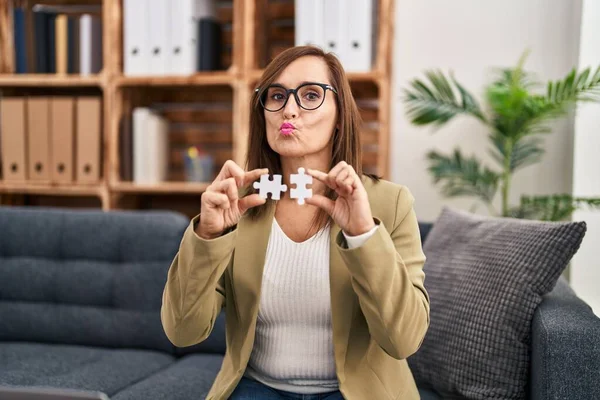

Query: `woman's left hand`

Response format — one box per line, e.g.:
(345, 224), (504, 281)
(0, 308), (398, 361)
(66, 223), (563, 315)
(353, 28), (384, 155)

(305, 161), (376, 236)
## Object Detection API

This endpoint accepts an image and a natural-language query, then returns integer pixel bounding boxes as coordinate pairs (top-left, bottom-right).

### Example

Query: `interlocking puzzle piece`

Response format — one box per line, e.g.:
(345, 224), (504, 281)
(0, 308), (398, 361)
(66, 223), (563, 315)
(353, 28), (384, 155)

(253, 174), (287, 200)
(290, 167), (313, 205)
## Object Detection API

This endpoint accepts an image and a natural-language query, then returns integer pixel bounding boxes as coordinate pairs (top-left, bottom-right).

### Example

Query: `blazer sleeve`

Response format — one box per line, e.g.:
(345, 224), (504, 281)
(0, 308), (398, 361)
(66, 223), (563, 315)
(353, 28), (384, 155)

(336, 185), (430, 360)
(161, 214), (236, 347)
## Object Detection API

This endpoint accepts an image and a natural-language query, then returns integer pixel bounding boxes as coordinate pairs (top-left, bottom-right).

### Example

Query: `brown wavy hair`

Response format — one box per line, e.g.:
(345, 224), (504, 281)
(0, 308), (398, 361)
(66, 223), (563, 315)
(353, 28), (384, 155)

(244, 46), (378, 230)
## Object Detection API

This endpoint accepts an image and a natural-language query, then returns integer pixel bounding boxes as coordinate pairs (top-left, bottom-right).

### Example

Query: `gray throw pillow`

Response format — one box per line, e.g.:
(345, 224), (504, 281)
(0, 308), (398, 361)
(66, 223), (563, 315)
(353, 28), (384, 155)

(408, 207), (587, 399)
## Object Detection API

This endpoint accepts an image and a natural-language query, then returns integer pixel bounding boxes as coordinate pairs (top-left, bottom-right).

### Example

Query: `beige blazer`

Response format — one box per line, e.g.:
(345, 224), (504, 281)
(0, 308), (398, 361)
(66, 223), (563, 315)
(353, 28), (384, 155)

(161, 177), (430, 400)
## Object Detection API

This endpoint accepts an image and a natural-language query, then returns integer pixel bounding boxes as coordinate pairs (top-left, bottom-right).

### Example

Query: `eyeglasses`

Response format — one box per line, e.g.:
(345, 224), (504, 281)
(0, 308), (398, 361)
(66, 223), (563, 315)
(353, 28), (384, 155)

(255, 82), (338, 112)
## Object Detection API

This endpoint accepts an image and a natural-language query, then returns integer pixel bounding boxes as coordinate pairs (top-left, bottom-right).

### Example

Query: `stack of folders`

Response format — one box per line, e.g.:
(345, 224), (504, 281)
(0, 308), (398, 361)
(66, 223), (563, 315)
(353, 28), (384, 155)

(12, 5), (103, 74)
(129, 108), (170, 184)
(123, 0), (222, 76)
(295, 0), (376, 72)
(0, 96), (102, 184)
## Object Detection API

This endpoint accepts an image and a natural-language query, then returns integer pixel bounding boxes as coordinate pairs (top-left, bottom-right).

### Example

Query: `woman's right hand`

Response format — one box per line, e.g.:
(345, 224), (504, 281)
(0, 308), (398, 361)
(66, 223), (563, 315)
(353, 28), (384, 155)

(196, 160), (268, 240)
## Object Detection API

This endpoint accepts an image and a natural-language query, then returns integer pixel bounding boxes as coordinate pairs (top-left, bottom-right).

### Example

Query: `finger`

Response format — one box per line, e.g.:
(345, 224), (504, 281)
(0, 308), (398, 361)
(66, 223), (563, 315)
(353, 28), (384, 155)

(216, 160), (246, 186)
(343, 176), (355, 189)
(243, 168), (269, 186)
(329, 161), (348, 178)
(306, 168), (338, 191)
(335, 168), (350, 187)
(342, 177), (355, 195)
(212, 178), (238, 200)
(305, 194), (335, 215)
(238, 194), (267, 214)
(203, 192), (230, 209)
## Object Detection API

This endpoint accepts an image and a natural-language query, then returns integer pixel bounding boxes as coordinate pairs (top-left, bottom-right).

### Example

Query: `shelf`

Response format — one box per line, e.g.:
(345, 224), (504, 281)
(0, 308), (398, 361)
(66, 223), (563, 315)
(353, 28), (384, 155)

(248, 69), (381, 83)
(115, 72), (234, 87)
(111, 181), (211, 195)
(0, 181), (104, 197)
(0, 74), (103, 88)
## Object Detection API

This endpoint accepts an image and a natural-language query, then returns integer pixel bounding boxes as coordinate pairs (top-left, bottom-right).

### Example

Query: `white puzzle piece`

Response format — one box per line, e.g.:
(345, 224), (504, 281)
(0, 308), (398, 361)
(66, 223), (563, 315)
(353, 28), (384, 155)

(253, 174), (287, 200)
(290, 167), (313, 205)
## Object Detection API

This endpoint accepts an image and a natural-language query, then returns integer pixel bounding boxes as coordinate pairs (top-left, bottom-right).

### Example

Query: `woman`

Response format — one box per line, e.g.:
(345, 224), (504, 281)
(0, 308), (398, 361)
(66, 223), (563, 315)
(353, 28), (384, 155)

(161, 46), (430, 400)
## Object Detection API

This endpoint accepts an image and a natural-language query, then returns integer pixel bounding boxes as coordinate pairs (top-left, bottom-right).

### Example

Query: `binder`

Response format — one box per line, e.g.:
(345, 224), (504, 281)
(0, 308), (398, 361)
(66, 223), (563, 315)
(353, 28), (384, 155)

(132, 108), (169, 184)
(169, 0), (216, 75)
(34, 11), (49, 73)
(146, 111), (169, 183)
(76, 97), (101, 183)
(323, 0), (347, 65)
(119, 114), (133, 181)
(26, 97), (51, 182)
(346, 0), (374, 72)
(67, 16), (80, 74)
(0, 98), (28, 181)
(132, 107), (151, 183)
(13, 7), (28, 73)
(197, 18), (222, 71)
(47, 13), (57, 73)
(50, 97), (75, 183)
(123, 0), (150, 75)
(80, 14), (103, 75)
(295, 0), (324, 49)
(55, 14), (68, 74)
(148, 0), (169, 75)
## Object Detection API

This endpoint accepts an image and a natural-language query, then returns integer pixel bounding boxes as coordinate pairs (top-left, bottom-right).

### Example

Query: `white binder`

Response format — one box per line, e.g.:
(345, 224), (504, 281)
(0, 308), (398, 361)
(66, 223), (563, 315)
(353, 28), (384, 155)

(80, 14), (102, 75)
(295, 0), (324, 49)
(346, 0), (374, 72)
(168, 0), (216, 75)
(323, 0), (347, 66)
(133, 108), (169, 184)
(124, 0), (150, 75)
(148, 0), (170, 75)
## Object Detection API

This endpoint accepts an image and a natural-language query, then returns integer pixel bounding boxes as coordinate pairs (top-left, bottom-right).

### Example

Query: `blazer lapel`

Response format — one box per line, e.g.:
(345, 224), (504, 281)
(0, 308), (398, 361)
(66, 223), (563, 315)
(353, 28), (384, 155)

(232, 204), (275, 328)
(329, 223), (356, 383)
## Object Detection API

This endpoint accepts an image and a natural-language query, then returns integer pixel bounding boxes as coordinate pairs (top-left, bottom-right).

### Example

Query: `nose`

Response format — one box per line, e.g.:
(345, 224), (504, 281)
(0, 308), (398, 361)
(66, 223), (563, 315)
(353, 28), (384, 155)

(282, 92), (299, 119)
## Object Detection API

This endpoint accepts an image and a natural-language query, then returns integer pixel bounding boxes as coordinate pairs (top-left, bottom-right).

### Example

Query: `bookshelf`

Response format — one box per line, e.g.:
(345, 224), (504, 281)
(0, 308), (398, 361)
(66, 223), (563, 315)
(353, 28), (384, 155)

(0, 0), (395, 218)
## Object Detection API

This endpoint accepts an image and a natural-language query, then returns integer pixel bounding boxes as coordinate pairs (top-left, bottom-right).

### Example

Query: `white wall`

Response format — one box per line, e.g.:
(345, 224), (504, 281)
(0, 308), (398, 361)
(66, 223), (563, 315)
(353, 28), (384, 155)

(392, 0), (582, 222)
(571, 0), (600, 316)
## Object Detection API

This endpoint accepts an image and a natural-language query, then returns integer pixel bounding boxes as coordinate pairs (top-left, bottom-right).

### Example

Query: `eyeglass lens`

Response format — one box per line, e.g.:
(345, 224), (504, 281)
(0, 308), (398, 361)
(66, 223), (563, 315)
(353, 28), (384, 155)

(263, 84), (326, 111)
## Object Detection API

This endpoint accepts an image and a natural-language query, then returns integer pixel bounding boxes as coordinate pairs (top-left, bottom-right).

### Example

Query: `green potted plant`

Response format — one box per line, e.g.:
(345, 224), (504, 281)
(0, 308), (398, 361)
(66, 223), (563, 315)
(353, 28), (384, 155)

(402, 51), (600, 221)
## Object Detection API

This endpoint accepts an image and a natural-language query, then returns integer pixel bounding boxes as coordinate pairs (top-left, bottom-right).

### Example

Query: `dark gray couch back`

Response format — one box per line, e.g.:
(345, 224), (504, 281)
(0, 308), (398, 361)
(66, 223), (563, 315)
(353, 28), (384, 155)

(0, 206), (190, 353)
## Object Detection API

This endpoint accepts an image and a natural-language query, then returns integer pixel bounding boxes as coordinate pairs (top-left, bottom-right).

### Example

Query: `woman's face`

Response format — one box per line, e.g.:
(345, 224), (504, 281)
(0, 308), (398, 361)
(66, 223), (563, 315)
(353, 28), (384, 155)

(263, 56), (338, 159)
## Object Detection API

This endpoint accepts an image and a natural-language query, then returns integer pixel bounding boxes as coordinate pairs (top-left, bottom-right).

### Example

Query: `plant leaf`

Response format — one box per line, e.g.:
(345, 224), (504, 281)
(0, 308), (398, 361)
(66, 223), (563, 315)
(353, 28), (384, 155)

(403, 70), (488, 127)
(510, 137), (545, 171)
(427, 149), (500, 203)
(488, 133), (545, 172)
(486, 53), (600, 142)
(509, 194), (600, 221)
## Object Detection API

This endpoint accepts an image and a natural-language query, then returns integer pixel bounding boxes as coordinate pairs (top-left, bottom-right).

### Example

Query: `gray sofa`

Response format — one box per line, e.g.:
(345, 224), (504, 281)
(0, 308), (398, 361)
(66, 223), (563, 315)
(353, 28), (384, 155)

(0, 206), (598, 400)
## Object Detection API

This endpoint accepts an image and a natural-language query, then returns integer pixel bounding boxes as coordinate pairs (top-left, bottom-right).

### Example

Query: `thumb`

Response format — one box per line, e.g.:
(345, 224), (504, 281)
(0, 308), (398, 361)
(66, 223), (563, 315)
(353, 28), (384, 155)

(239, 194), (267, 214)
(305, 194), (335, 216)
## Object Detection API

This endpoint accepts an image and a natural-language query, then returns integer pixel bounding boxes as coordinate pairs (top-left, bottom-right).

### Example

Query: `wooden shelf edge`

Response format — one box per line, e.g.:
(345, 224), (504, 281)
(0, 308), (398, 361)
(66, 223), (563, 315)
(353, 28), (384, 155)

(114, 72), (235, 87)
(0, 182), (104, 197)
(111, 181), (210, 194)
(0, 74), (103, 87)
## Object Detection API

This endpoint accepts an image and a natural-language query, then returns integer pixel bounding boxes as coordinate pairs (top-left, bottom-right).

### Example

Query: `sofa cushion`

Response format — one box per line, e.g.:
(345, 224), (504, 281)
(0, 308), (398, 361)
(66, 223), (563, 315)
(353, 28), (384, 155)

(112, 354), (223, 400)
(407, 207), (586, 399)
(0, 207), (188, 353)
(418, 388), (442, 400)
(0, 342), (174, 397)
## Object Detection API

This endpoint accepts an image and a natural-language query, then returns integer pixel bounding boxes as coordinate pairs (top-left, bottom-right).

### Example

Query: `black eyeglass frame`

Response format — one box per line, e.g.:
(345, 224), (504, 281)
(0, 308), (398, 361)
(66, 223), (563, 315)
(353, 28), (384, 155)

(255, 82), (338, 112)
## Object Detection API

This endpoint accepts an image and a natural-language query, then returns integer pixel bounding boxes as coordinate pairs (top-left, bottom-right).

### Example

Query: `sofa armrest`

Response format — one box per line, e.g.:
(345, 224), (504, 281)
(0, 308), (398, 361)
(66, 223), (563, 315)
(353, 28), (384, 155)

(530, 276), (600, 400)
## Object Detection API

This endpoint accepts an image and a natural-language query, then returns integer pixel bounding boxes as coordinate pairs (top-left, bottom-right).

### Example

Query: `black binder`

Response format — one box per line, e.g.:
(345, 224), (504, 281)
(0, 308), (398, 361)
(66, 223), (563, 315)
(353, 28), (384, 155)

(197, 18), (222, 71)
